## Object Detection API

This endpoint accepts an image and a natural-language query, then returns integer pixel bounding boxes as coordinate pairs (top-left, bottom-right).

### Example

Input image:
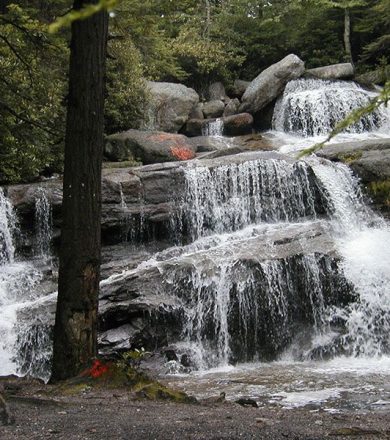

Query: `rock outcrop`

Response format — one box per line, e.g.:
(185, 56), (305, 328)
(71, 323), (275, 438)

(208, 82), (228, 101)
(146, 82), (199, 133)
(203, 100), (225, 118)
(305, 63), (354, 80)
(223, 98), (240, 117)
(105, 130), (197, 164)
(239, 54), (305, 115)
(318, 138), (390, 217)
(231, 79), (250, 98)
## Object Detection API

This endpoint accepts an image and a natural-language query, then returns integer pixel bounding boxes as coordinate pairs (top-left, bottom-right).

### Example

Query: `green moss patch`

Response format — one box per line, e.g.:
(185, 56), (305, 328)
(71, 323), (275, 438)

(367, 180), (390, 207)
(337, 151), (363, 164)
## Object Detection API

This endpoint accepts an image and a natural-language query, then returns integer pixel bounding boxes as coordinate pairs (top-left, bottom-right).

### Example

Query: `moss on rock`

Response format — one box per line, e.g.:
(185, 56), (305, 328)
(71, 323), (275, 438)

(367, 179), (390, 207)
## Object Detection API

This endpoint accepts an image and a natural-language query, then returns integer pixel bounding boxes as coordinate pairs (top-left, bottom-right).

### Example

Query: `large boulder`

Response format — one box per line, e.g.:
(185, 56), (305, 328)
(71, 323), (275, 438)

(189, 103), (204, 120)
(305, 63), (354, 80)
(223, 113), (253, 136)
(146, 82), (199, 133)
(355, 67), (390, 87)
(105, 130), (197, 164)
(208, 82), (228, 101)
(239, 54), (305, 114)
(203, 100), (225, 118)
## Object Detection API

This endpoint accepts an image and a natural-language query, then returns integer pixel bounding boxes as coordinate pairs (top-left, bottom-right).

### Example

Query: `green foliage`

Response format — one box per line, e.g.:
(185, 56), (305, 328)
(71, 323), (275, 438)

(1, 0), (389, 183)
(105, 31), (148, 133)
(0, 4), (67, 183)
(48, 0), (117, 33)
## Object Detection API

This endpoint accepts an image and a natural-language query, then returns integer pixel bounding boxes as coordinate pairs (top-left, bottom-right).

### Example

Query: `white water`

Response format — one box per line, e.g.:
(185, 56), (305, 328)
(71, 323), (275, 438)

(0, 189), (52, 378)
(273, 78), (390, 137)
(202, 118), (224, 137)
(34, 187), (52, 259)
(1, 78), (390, 401)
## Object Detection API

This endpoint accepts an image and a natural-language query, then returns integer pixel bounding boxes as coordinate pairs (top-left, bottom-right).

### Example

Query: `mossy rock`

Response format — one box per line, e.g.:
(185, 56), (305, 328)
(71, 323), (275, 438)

(367, 180), (390, 207)
(337, 151), (363, 164)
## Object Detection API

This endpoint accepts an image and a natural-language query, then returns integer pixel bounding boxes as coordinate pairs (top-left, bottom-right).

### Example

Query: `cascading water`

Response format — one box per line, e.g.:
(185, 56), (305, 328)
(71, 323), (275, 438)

(273, 78), (389, 137)
(0, 189), (46, 376)
(180, 159), (323, 241)
(310, 160), (390, 357)
(34, 187), (52, 259)
(202, 118), (224, 137)
(2, 76), (390, 410)
(0, 188), (17, 264)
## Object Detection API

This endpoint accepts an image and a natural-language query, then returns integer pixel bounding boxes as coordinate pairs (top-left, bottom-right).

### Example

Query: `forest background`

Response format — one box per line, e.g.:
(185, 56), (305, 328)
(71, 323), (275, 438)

(1, 0), (389, 184)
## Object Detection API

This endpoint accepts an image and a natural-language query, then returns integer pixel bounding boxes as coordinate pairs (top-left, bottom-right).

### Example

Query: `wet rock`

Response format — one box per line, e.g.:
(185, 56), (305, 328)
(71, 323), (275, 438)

(230, 134), (275, 151)
(222, 113), (253, 136)
(188, 136), (233, 152)
(182, 118), (206, 137)
(164, 350), (178, 362)
(305, 63), (354, 80)
(235, 398), (258, 408)
(240, 54), (305, 115)
(203, 100), (225, 119)
(146, 81), (199, 133)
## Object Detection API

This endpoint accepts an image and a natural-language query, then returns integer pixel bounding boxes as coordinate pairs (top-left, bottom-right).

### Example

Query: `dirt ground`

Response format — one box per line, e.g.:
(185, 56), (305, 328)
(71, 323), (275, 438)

(1, 378), (389, 440)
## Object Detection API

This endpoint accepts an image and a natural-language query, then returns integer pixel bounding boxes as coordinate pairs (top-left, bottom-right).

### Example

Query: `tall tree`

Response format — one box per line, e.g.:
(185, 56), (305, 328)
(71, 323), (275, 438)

(51, 0), (108, 381)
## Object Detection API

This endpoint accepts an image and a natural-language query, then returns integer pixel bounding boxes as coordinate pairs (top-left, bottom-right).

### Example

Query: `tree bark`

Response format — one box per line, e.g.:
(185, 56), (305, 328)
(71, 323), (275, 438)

(344, 8), (353, 64)
(51, 0), (108, 381)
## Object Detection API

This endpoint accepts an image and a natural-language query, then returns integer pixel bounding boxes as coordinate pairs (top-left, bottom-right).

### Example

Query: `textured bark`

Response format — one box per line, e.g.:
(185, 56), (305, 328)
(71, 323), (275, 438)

(344, 8), (353, 64)
(51, 0), (108, 381)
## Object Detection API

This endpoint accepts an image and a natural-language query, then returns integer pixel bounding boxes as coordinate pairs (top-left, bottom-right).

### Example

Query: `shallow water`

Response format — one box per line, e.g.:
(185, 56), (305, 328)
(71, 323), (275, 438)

(163, 357), (390, 412)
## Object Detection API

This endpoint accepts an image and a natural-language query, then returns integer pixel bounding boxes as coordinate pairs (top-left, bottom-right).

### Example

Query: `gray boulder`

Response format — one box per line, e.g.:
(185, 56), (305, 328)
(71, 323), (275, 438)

(105, 129), (197, 164)
(305, 63), (354, 80)
(146, 81), (199, 133)
(355, 67), (389, 87)
(208, 82), (228, 101)
(203, 100), (225, 118)
(240, 54), (305, 114)
(223, 98), (240, 117)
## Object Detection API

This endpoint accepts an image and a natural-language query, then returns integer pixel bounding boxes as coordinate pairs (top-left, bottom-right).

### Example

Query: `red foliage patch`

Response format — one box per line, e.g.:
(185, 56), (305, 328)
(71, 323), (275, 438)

(88, 359), (109, 379)
(170, 146), (195, 161)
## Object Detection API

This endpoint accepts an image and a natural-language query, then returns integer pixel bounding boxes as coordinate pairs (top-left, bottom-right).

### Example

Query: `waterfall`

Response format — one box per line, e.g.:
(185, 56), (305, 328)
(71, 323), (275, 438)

(202, 118), (224, 136)
(167, 253), (345, 369)
(0, 189), (46, 377)
(180, 159), (325, 240)
(273, 78), (389, 137)
(0, 188), (18, 264)
(34, 187), (52, 259)
(311, 160), (390, 358)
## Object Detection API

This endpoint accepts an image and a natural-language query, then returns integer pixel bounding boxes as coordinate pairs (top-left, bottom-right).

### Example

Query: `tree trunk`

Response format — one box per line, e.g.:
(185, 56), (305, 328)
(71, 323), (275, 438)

(204, 0), (211, 39)
(344, 8), (353, 64)
(51, 0), (108, 382)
